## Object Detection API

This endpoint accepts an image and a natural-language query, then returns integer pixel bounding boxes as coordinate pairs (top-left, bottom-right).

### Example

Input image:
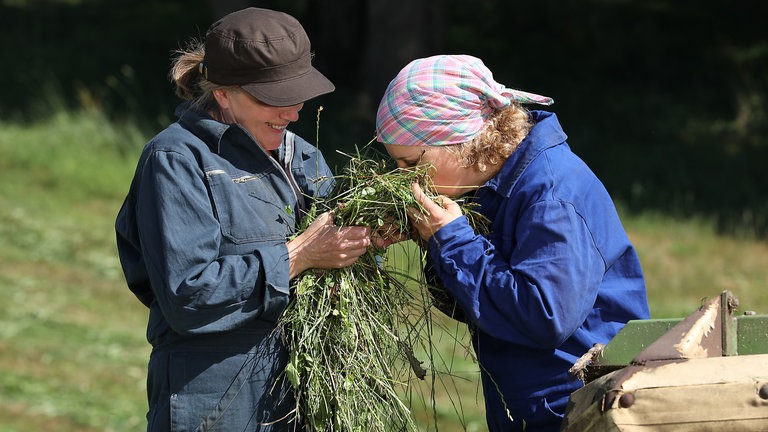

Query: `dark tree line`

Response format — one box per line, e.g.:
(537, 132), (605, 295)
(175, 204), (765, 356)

(2, 0), (766, 236)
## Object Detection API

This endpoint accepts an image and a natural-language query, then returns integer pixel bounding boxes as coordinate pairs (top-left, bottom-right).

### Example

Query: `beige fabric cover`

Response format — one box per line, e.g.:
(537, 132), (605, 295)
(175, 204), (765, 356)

(561, 354), (768, 431)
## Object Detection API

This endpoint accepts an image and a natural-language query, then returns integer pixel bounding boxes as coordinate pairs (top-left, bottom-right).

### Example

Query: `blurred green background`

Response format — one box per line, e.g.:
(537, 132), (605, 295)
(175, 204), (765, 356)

(3, 0), (767, 235)
(0, 0), (766, 430)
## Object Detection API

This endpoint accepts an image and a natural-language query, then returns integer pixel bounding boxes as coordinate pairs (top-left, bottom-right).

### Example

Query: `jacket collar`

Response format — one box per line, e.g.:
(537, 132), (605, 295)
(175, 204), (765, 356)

(484, 110), (568, 197)
(174, 103), (231, 154)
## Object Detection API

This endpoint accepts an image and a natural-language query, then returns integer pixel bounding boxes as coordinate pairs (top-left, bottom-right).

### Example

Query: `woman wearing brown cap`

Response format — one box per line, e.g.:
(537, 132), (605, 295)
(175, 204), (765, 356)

(115, 8), (373, 431)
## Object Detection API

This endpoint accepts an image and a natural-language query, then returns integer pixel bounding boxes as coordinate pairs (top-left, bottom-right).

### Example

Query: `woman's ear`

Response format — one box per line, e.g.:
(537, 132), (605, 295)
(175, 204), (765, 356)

(212, 88), (230, 110)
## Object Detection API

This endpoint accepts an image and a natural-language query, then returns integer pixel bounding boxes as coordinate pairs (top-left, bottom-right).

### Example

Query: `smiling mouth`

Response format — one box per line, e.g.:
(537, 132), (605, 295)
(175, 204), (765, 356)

(268, 123), (287, 131)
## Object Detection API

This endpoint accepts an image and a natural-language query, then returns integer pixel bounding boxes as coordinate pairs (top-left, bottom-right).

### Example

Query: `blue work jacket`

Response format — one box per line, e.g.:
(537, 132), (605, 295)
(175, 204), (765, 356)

(428, 111), (650, 432)
(115, 104), (333, 431)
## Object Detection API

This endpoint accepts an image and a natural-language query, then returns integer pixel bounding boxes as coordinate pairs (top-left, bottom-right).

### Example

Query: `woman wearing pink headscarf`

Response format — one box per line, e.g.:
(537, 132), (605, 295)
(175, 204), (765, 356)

(376, 55), (650, 431)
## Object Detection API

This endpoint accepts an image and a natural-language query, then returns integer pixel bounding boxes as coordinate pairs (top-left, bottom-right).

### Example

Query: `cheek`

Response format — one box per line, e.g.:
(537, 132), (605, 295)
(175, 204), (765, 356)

(431, 171), (455, 186)
(429, 160), (455, 180)
(429, 160), (469, 197)
(429, 168), (458, 190)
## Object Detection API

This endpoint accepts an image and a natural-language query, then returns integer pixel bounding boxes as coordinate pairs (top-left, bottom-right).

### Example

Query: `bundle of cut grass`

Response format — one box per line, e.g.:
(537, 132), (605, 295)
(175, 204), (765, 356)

(279, 151), (487, 431)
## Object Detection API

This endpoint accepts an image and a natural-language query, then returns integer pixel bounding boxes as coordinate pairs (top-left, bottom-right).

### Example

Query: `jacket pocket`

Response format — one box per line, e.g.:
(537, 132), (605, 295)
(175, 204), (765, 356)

(205, 168), (295, 244)
(168, 342), (296, 431)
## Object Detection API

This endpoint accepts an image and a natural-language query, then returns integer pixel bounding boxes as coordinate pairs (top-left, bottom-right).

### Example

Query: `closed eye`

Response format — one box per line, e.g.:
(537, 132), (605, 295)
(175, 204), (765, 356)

(400, 149), (427, 168)
(400, 158), (420, 168)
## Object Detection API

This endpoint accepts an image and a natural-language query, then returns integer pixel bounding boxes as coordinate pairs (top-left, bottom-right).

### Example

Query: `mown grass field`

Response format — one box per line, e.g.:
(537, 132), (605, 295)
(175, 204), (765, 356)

(1, 110), (766, 431)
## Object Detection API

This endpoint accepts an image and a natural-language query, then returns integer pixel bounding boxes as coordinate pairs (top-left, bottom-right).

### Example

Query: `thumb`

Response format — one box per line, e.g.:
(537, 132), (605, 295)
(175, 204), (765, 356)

(441, 195), (459, 209)
(314, 211), (335, 225)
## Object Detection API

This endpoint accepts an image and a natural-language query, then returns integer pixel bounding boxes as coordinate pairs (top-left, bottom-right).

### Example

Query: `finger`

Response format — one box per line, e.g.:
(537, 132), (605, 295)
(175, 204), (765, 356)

(411, 183), (428, 205)
(440, 196), (466, 220)
(312, 211), (335, 227)
(410, 184), (430, 213)
(441, 195), (459, 211)
(412, 183), (442, 214)
(338, 225), (371, 240)
(371, 236), (388, 249)
(348, 237), (371, 249)
(406, 206), (423, 224)
(337, 244), (369, 262)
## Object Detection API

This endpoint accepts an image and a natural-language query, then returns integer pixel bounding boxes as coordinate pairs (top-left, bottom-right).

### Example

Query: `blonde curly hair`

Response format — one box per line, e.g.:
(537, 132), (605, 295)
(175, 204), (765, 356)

(443, 104), (533, 172)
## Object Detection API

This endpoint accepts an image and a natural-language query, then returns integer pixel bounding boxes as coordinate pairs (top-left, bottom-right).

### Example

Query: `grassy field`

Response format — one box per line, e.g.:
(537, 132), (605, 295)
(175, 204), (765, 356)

(0, 110), (766, 431)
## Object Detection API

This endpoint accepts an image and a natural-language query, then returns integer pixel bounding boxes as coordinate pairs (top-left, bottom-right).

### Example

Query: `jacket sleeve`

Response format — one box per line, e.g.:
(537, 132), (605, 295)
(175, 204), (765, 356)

(135, 149), (290, 335)
(429, 200), (606, 349)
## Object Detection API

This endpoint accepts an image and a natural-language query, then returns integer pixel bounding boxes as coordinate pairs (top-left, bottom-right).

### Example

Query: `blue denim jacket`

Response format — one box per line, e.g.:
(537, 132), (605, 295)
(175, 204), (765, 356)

(115, 104), (333, 430)
(428, 111), (650, 432)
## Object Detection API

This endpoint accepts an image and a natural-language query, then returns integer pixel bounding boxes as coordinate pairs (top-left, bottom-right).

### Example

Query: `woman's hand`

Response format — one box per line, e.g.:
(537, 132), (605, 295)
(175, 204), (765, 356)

(287, 212), (372, 278)
(370, 221), (410, 250)
(408, 183), (463, 243)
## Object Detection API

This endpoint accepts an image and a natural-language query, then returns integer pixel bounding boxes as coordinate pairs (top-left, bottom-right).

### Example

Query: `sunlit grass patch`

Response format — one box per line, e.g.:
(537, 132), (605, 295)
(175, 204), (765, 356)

(624, 209), (768, 318)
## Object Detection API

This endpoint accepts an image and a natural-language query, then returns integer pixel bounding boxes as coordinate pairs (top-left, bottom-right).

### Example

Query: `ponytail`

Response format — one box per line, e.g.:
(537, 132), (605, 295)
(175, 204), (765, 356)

(168, 40), (221, 112)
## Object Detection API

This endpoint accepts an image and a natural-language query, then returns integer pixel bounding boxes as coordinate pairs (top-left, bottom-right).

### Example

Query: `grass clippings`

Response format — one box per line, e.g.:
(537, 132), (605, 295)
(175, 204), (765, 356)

(279, 151), (487, 431)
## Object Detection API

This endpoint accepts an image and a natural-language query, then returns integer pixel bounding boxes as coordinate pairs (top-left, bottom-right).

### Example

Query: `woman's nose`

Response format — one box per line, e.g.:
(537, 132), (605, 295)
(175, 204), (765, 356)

(280, 103), (303, 121)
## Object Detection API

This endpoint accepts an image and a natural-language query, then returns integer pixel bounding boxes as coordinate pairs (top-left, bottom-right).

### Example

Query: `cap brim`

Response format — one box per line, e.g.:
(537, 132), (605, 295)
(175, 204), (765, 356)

(240, 67), (335, 107)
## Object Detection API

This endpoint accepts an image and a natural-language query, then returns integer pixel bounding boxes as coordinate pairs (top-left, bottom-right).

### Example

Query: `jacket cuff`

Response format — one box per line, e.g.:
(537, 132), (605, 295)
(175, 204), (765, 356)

(259, 241), (291, 295)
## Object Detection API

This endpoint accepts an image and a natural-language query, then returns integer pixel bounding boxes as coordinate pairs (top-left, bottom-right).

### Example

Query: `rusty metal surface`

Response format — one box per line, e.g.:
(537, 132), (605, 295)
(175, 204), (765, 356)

(631, 294), (723, 363)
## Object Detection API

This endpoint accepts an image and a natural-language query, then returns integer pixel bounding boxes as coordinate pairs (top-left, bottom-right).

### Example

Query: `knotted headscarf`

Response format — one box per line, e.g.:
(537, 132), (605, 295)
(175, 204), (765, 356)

(376, 55), (553, 147)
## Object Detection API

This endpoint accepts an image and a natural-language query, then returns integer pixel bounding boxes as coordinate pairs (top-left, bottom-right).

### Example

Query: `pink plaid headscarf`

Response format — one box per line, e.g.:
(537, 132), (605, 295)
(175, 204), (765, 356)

(376, 55), (554, 147)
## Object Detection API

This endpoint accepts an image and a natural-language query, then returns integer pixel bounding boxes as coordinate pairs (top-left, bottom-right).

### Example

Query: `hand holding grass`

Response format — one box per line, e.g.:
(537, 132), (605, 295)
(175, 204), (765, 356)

(407, 182), (464, 242)
(371, 218), (411, 249)
(287, 211), (372, 279)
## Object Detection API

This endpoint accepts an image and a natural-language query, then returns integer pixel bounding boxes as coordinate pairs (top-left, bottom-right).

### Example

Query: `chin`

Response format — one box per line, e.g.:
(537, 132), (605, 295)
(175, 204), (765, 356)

(435, 188), (459, 197)
(258, 137), (283, 152)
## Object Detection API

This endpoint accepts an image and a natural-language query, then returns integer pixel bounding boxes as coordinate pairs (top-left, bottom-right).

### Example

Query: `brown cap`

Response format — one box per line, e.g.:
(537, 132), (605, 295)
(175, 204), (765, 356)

(201, 8), (335, 106)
